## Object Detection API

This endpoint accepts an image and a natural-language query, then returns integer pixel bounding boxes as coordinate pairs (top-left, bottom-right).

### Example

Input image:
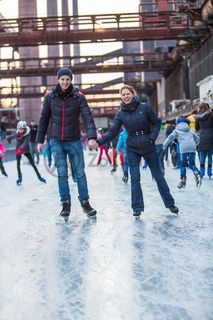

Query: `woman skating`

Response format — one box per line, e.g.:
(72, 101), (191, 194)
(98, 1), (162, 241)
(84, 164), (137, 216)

(97, 85), (179, 218)
(195, 103), (213, 179)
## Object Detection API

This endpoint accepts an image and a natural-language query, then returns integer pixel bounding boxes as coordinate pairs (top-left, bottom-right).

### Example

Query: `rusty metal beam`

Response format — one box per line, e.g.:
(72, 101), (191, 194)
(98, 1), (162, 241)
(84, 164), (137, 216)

(0, 83), (121, 91)
(0, 79), (158, 99)
(85, 77), (123, 91)
(0, 89), (119, 99)
(0, 105), (120, 117)
(0, 28), (190, 46)
(0, 12), (191, 47)
(0, 64), (170, 77)
(0, 92), (44, 98)
(91, 108), (120, 117)
(0, 53), (175, 78)
(0, 91), (120, 102)
(87, 97), (120, 103)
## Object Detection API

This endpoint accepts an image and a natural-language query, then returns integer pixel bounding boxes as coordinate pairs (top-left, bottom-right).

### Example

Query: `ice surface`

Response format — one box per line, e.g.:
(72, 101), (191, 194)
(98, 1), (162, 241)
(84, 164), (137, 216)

(0, 151), (212, 320)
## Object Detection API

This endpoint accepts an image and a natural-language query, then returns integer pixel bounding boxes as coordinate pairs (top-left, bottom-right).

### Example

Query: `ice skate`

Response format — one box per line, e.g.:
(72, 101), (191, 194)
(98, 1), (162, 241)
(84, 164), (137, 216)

(122, 172), (128, 183)
(111, 165), (117, 173)
(194, 170), (201, 188)
(133, 212), (141, 219)
(60, 200), (70, 221)
(168, 204), (179, 214)
(207, 167), (212, 179)
(16, 175), (22, 185)
(80, 200), (97, 219)
(38, 176), (46, 183)
(199, 167), (205, 178)
(122, 176), (128, 183)
(177, 177), (186, 189)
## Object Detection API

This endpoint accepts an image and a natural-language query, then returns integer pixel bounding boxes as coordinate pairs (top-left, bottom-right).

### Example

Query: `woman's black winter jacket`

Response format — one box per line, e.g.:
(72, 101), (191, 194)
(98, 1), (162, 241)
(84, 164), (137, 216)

(98, 97), (160, 155)
(36, 85), (97, 143)
(195, 110), (213, 151)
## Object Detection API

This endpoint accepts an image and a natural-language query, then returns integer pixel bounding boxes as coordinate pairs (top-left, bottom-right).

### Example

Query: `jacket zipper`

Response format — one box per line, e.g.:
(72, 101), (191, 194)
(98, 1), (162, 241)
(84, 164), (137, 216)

(61, 100), (65, 141)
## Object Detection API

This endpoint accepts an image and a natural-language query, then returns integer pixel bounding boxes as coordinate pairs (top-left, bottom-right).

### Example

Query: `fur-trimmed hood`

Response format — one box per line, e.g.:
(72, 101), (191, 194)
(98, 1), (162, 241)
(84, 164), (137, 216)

(16, 126), (30, 137)
(194, 110), (212, 121)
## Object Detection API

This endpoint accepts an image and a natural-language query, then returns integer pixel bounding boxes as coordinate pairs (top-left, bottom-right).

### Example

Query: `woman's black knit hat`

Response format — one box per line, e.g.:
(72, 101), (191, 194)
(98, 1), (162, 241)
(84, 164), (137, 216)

(57, 67), (73, 80)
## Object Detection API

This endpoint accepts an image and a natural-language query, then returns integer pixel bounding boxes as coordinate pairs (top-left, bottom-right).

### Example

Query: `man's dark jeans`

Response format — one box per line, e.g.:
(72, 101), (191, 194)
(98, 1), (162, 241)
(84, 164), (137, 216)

(50, 139), (89, 203)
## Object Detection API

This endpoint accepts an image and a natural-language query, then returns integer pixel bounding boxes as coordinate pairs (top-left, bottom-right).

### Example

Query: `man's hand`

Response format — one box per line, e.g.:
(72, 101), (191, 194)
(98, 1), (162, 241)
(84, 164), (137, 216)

(88, 139), (99, 151)
(37, 143), (44, 154)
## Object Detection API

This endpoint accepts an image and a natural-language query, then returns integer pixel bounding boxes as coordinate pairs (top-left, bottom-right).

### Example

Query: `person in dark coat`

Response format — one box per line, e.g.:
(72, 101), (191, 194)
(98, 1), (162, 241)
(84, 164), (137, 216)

(97, 85), (179, 218)
(36, 67), (98, 219)
(6, 121), (46, 185)
(165, 122), (181, 168)
(0, 116), (7, 140)
(29, 120), (40, 164)
(195, 102), (213, 178)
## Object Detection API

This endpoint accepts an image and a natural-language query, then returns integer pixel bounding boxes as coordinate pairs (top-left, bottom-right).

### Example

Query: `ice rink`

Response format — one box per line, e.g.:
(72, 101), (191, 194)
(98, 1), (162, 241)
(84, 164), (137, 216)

(0, 150), (212, 320)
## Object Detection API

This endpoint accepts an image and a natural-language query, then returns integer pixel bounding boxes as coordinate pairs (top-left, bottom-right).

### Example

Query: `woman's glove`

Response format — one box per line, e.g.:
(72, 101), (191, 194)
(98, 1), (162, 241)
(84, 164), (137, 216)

(16, 146), (24, 157)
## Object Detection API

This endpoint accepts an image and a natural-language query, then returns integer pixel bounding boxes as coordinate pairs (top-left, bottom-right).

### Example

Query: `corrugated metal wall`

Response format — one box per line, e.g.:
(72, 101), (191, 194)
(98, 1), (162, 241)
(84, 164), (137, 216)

(165, 65), (185, 112)
(189, 35), (213, 100)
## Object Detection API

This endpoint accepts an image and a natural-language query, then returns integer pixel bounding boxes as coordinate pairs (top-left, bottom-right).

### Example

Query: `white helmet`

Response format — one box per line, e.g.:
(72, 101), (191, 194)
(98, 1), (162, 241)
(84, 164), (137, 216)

(17, 121), (27, 129)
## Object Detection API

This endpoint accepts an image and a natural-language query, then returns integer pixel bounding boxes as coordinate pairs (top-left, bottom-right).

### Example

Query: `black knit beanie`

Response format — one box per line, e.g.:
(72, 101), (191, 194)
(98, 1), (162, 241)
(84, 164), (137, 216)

(57, 67), (73, 80)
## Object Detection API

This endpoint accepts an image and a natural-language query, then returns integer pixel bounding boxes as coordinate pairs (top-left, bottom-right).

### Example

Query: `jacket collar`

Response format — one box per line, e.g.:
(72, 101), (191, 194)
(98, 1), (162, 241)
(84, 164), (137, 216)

(120, 96), (140, 112)
(194, 110), (212, 120)
(51, 84), (78, 99)
(16, 126), (30, 137)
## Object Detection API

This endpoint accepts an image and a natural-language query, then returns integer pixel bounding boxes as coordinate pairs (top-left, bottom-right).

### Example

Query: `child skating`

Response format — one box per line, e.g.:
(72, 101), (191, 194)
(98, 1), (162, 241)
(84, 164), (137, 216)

(96, 128), (111, 166)
(116, 128), (129, 182)
(0, 143), (8, 177)
(163, 118), (200, 189)
(6, 121), (46, 185)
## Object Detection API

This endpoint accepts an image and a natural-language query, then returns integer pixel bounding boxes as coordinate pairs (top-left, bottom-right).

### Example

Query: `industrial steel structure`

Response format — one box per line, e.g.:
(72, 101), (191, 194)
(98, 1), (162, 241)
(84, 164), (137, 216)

(0, 0), (212, 123)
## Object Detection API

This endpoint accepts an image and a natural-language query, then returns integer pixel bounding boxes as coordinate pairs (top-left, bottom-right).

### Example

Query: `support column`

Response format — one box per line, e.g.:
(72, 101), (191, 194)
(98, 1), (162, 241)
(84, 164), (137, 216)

(18, 0), (41, 123)
(47, 0), (60, 86)
(73, 0), (82, 87)
(62, 0), (71, 67)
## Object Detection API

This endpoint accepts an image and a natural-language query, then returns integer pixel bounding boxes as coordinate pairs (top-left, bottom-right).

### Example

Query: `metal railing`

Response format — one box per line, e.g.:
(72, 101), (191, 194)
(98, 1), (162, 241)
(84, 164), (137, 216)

(0, 52), (177, 78)
(0, 12), (189, 46)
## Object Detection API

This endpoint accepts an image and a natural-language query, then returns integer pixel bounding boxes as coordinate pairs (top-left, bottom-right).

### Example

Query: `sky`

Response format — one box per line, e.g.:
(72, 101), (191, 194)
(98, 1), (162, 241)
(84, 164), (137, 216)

(0, 0), (139, 56)
(0, 0), (139, 18)
(0, 0), (139, 57)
